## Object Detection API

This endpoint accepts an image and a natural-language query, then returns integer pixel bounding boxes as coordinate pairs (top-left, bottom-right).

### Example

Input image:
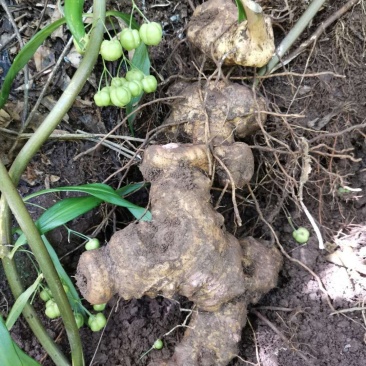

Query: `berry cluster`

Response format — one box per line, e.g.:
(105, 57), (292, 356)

(94, 22), (162, 108)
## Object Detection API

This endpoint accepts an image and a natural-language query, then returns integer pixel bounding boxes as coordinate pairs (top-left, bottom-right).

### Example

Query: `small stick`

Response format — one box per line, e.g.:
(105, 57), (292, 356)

(251, 309), (315, 366)
(213, 153), (242, 227)
(0, 0), (29, 123)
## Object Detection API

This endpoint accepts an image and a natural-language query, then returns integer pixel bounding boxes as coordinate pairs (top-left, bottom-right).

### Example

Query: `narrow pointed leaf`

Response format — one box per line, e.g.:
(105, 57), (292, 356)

(11, 195), (101, 257)
(5, 274), (43, 331)
(235, 0), (247, 22)
(0, 317), (41, 366)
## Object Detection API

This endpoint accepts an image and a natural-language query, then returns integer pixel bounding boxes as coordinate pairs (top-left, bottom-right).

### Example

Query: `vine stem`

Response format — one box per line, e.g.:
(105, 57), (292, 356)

(257, 0), (327, 77)
(0, 1), (106, 365)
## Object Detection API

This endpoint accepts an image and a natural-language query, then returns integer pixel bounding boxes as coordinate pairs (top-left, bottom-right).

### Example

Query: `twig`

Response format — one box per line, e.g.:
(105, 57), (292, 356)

(0, 0), (29, 123)
(230, 71), (345, 80)
(0, 24), (27, 53)
(251, 309), (315, 366)
(9, 37), (74, 157)
(330, 307), (366, 316)
(213, 153), (242, 227)
(298, 138), (324, 250)
(73, 96), (185, 160)
(308, 121), (366, 144)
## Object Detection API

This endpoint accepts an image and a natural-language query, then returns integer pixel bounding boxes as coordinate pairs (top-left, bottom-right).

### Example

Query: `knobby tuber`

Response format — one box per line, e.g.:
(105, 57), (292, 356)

(77, 143), (282, 365)
(164, 80), (266, 188)
(77, 3), (281, 361)
(187, 0), (275, 67)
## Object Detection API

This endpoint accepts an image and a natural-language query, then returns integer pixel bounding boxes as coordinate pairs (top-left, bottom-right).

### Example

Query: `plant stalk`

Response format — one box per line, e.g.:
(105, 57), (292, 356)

(0, 0), (106, 365)
(257, 0), (327, 76)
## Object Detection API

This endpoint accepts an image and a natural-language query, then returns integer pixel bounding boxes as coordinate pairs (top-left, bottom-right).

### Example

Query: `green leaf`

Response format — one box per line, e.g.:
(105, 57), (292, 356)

(235, 0), (247, 22)
(64, 0), (86, 50)
(116, 182), (146, 196)
(24, 183), (151, 220)
(126, 42), (151, 131)
(5, 274), (43, 331)
(0, 18), (66, 109)
(41, 236), (85, 317)
(106, 10), (140, 30)
(11, 196), (101, 257)
(0, 317), (40, 366)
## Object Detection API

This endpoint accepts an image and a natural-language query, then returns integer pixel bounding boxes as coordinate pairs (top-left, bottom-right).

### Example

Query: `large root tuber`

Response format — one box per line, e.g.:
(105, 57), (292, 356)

(77, 143), (282, 365)
(164, 80), (266, 188)
(187, 0), (275, 67)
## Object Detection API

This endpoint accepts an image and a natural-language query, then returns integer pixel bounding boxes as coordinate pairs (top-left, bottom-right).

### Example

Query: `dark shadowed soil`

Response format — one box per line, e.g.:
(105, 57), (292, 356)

(1, 0), (366, 365)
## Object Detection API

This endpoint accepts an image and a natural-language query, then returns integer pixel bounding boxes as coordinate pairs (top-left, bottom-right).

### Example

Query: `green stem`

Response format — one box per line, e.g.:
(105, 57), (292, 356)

(131, 0), (149, 22)
(0, 1), (106, 365)
(257, 0), (326, 77)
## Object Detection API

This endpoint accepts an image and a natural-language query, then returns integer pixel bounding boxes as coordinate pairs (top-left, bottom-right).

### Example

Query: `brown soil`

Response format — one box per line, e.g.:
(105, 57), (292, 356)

(1, 0), (366, 365)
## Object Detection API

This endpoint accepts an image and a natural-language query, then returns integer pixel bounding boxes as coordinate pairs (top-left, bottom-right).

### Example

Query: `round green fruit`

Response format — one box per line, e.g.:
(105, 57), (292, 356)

(153, 339), (163, 350)
(141, 75), (158, 93)
(93, 303), (106, 312)
(120, 28), (141, 51)
(111, 77), (127, 87)
(100, 39), (123, 61)
(40, 287), (52, 302)
(292, 227), (310, 244)
(110, 86), (132, 107)
(94, 90), (111, 107)
(126, 69), (144, 82)
(45, 299), (61, 319)
(139, 22), (163, 46)
(85, 238), (100, 250)
(74, 313), (84, 329)
(88, 313), (107, 332)
(126, 80), (143, 97)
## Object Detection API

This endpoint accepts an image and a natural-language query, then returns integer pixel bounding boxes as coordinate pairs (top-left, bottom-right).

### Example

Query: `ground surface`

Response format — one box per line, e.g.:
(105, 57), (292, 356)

(1, 0), (366, 365)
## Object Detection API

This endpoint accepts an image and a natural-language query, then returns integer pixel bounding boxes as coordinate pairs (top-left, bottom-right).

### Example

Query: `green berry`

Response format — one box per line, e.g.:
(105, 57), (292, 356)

(40, 287), (52, 302)
(110, 86), (132, 107)
(126, 69), (144, 82)
(88, 313), (107, 332)
(139, 22), (163, 46)
(141, 75), (158, 93)
(153, 339), (163, 350)
(74, 313), (84, 329)
(120, 28), (141, 51)
(94, 90), (111, 107)
(111, 77), (127, 87)
(125, 80), (143, 97)
(100, 39), (123, 61)
(93, 303), (106, 312)
(45, 299), (61, 319)
(292, 227), (310, 244)
(85, 238), (100, 251)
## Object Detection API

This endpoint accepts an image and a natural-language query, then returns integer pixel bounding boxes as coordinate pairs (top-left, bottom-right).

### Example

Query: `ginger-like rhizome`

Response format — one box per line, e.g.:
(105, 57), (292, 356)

(77, 2), (281, 362)
(77, 140), (282, 365)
